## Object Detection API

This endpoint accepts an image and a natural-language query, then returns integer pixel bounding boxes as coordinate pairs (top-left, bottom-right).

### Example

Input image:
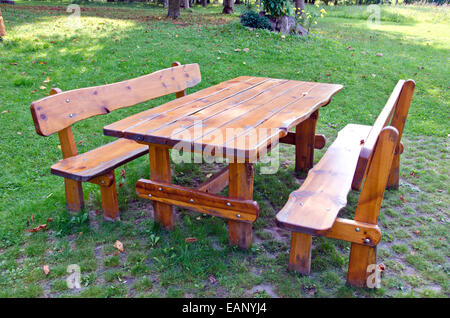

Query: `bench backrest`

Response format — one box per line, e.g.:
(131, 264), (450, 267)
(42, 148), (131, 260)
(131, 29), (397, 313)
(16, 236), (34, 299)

(352, 79), (415, 190)
(30, 63), (201, 137)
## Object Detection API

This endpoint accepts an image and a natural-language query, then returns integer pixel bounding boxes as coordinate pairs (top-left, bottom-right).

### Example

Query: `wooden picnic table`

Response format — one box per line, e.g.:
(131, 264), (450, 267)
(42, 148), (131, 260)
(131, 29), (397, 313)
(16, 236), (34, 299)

(104, 76), (342, 248)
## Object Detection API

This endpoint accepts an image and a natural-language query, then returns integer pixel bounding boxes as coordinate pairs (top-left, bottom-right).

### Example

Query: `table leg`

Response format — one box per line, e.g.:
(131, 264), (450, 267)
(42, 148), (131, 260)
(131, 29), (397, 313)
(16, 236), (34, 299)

(228, 162), (254, 249)
(149, 144), (174, 230)
(295, 110), (319, 173)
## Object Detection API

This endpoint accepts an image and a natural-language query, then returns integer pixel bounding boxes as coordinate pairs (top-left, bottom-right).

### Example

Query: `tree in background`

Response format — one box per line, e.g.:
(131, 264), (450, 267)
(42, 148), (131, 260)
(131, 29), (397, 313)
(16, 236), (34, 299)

(0, 9), (6, 39)
(223, 0), (234, 14)
(295, 0), (305, 16)
(168, 0), (181, 19)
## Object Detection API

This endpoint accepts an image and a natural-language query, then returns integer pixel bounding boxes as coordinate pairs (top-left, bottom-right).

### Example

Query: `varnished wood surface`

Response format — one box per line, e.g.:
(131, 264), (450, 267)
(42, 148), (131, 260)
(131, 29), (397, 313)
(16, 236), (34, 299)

(276, 124), (372, 234)
(136, 178), (259, 223)
(104, 77), (342, 160)
(30, 64), (201, 136)
(352, 80), (415, 190)
(347, 127), (399, 286)
(51, 139), (148, 181)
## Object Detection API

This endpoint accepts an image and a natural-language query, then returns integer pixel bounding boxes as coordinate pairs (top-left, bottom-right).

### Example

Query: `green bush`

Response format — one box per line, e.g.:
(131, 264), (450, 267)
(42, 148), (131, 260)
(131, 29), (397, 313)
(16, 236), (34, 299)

(261, 0), (294, 18)
(240, 11), (273, 30)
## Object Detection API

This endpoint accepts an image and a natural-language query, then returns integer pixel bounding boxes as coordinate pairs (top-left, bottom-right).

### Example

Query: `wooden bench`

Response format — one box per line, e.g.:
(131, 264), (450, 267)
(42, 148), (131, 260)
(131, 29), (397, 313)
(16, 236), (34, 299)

(276, 80), (415, 287)
(30, 62), (201, 220)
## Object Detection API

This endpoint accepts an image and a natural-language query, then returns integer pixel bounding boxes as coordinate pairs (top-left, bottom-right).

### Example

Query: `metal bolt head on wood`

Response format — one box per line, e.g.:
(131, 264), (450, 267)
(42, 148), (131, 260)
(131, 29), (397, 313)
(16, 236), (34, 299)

(364, 238), (371, 244)
(355, 227), (360, 232)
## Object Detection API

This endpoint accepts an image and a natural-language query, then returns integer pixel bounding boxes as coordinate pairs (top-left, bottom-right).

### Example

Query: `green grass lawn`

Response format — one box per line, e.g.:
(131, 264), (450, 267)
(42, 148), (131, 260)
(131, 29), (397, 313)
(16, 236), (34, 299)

(0, 2), (448, 298)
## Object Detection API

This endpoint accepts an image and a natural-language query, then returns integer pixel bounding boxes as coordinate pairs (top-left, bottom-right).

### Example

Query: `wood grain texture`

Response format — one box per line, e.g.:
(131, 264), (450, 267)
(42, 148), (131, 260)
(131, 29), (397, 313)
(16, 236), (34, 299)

(51, 139), (148, 182)
(288, 232), (312, 275)
(347, 127), (399, 287)
(276, 124), (372, 234)
(196, 166), (229, 194)
(172, 62), (187, 98)
(148, 144), (174, 229)
(386, 80), (415, 189)
(103, 77), (342, 161)
(317, 218), (381, 246)
(352, 80), (415, 190)
(49, 88), (85, 212)
(228, 162), (254, 249)
(136, 179), (259, 223)
(30, 64), (201, 136)
(295, 110), (319, 173)
(97, 171), (120, 221)
(279, 132), (326, 149)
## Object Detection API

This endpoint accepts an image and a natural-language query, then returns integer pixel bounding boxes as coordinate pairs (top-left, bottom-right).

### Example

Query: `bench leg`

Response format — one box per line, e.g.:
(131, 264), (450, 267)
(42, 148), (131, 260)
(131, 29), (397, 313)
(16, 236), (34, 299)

(64, 178), (84, 212)
(295, 110), (319, 173)
(228, 162), (254, 249)
(149, 144), (174, 230)
(386, 147), (400, 189)
(347, 243), (377, 288)
(288, 232), (312, 275)
(99, 171), (120, 221)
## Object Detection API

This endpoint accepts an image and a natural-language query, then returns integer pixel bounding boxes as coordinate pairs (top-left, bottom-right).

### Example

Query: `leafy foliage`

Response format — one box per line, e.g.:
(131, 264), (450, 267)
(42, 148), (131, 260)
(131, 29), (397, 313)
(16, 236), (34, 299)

(240, 11), (273, 30)
(261, 0), (294, 18)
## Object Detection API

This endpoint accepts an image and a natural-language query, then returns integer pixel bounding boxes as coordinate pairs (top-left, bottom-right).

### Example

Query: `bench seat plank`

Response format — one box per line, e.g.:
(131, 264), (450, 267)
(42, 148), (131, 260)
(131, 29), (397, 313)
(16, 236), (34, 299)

(51, 139), (148, 182)
(276, 124), (372, 234)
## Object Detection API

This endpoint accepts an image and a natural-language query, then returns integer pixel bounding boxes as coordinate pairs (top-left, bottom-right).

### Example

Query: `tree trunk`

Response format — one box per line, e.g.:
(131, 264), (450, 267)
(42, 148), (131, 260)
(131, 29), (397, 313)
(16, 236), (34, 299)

(295, 0), (305, 16)
(235, 0), (241, 4)
(222, 0), (234, 14)
(201, 0), (207, 7)
(0, 9), (6, 37)
(167, 0), (181, 19)
(181, 0), (189, 8)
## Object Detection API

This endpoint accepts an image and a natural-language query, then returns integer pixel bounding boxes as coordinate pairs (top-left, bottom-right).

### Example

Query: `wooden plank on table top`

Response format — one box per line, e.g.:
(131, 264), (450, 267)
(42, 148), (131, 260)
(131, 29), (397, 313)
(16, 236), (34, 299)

(104, 76), (267, 137)
(166, 81), (318, 159)
(123, 78), (284, 140)
(217, 83), (343, 158)
(150, 79), (294, 140)
(168, 81), (314, 146)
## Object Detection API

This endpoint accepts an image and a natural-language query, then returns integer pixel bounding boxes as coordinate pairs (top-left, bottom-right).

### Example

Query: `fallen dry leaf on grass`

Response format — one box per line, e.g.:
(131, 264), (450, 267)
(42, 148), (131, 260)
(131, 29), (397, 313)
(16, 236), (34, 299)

(185, 237), (198, 243)
(400, 195), (406, 203)
(43, 265), (50, 276)
(26, 224), (47, 233)
(114, 240), (124, 253)
(209, 275), (217, 284)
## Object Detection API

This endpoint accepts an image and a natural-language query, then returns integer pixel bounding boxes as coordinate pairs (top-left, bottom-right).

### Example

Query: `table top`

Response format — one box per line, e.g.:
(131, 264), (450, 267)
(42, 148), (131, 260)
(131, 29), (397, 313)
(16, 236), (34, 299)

(104, 76), (343, 160)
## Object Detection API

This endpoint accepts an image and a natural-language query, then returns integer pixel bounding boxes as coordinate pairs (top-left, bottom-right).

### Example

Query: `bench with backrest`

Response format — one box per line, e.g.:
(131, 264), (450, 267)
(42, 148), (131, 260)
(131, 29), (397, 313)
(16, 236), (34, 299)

(30, 62), (201, 220)
(276, 80), (415, 287)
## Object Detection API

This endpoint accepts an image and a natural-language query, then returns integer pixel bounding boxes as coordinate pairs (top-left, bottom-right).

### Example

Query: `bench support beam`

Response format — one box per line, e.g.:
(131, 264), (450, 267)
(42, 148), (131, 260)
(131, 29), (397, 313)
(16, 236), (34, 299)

(89, 171), (119, 221)
(148, 144), (174, 230)
(288, 232), (312, 275)
(279, 132), (326, 150)
(295, 110), (319, 173)
(52, 87), (85, 213)
(228, 162), (254, 249)
(136, 179), (259, 223)
(196, 166), (229, 194)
